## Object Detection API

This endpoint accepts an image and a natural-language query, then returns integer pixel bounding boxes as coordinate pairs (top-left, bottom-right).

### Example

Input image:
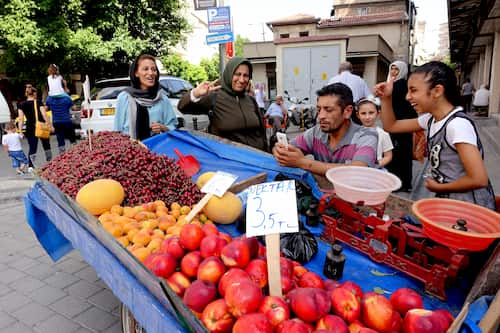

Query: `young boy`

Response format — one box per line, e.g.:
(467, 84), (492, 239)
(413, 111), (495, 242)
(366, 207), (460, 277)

(356, 98), (394, 168)
(2, 122), (29, 175)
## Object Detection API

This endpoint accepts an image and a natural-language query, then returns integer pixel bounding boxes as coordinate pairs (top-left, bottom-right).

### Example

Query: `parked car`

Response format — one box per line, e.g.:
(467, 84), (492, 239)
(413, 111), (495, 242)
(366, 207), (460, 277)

(79, 75), (209, 137)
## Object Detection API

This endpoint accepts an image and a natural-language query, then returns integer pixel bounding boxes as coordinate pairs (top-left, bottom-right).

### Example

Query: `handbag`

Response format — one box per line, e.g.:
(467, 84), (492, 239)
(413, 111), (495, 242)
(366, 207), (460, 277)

(34, 100), (51, 139)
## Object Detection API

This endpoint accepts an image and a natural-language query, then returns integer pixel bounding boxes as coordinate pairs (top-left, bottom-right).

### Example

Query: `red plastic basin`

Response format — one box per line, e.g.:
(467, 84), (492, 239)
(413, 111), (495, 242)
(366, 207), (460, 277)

(412, 198), (500, 251)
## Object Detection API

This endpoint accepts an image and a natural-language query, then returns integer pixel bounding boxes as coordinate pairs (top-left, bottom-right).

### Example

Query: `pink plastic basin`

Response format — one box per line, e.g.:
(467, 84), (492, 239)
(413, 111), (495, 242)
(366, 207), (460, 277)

(325, 166), (402, 206)
(412, 198), (500, 251)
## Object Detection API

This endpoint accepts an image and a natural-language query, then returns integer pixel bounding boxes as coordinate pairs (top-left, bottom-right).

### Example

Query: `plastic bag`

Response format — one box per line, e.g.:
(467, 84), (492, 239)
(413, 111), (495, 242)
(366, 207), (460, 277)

(280, 224), (318, 263)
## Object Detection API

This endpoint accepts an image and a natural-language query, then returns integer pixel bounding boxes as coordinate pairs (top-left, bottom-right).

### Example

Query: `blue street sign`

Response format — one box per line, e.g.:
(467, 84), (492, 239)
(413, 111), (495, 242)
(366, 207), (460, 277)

(206, 31), (234, 45)
(207, 6), (231, 33)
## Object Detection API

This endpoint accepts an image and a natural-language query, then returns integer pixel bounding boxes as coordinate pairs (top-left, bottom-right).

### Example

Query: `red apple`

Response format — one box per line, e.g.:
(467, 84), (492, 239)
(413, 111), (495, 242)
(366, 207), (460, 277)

(232, 313), (273, 333)
(180, 250), (202, 278)
(201, 223), (219, 236)
(361, 292), (395, 333)
(402, 309), (443, 333)
(183, 279), (217, 313)
(340, 281), (363, 301)
(147, 253), (176, 279)
(324, 279), (341, 292)
(200, 234), (228, 258)
(245, 258), (268, 289)
(358, 329), (379, 333)
(316, 314), (349, 333)
(258, 295), (290, 327)
(299, 271), (325, 289)
(201, 299), (235, 333)
(240, 235), (260, 259)
(276, 318), (314, 333)
(221, 239), (250, 268)
(179, 224), (205, 250)
(432, 309), (454, 331)
(160, 236), (185, 259)
(348, 320), (365, 333)
(288, 287), (331, 323)
(390, 288), (424, 316)
(225, 280), (264, 317)
(330, 287), (361, 323)
(166, 271), (191, 296)
(197, 256), (226, 284)
(218, 268), (251, 297)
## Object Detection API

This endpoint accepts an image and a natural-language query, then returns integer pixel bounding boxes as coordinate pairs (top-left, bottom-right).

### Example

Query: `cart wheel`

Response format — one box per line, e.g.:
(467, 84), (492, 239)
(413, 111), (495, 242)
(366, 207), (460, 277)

(121, 303), (146, 333)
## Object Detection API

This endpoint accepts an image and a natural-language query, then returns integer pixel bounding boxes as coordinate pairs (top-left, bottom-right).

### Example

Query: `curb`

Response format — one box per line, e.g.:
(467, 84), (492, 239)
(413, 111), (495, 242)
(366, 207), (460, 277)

(0, 177), (35, 204)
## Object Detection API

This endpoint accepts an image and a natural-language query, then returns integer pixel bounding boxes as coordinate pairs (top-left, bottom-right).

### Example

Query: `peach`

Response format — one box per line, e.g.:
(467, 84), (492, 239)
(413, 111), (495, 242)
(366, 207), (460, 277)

(148, 253), (176, 279)
(316, 314), (349, 333)
(200, 234), (228, 258)
(299, 271), (324, 289)
(240, 235), (260, 259)
(233, 313), (273, 333)
(276, 318), (314, 333)
(180, 251), (202, 278)
(166, 272), (191, 296)
(402, 309), (442, 333)
(221, 239), (250, 268)
(179, 224), (205, 250)
(245, 258), (268, 289)
(201, 223), (219, 236)
(225, 280), (264, 317)
(218, 268), (252, 297)
(288, 288), (331, 323)
(197, 256), (226, 284)
(258, 295), (290, 327)
(183, 279), (217, 314)
(201, 299), (235, 333)
(160, 236), (185, 259)
(361, 292), (395, 333)
(330, 287), (361, 323)
(390, 288), (424, 316)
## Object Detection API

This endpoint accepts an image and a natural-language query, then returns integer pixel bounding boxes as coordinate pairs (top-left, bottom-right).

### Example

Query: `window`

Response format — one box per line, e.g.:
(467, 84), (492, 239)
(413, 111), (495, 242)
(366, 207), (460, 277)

(357, 7), (368, 16)
(280, 33), (290, 38)
(299, 31), (309, 37)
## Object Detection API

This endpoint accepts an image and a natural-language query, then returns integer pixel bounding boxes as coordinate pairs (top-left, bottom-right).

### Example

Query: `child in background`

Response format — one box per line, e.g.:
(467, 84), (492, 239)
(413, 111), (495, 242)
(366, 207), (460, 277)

(2, 122), (28, 175)
(356, 98), (393, 169)
(47, 64), (69, 96)
(374, 61), (496, 210)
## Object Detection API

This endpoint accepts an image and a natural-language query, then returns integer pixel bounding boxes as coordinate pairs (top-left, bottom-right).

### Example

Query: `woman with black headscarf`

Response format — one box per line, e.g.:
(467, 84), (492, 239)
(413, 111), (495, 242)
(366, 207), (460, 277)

(178, 57), (267, 151)
(114, 54), (178, 140)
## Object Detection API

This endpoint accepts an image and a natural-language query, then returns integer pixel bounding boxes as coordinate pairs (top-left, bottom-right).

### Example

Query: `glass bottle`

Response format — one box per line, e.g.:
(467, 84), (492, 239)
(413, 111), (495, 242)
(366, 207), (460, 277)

(324, 244), (346, 280)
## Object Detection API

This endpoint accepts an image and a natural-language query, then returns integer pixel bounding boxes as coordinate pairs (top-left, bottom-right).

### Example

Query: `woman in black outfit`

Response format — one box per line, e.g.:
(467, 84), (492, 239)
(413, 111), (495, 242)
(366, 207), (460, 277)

(17, 85), (52, 168)
(385, 61), (416, 191)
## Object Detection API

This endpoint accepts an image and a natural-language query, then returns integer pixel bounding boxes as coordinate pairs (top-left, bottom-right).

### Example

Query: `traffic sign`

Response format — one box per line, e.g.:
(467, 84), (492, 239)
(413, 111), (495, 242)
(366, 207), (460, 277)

(206, 31), (234, 45)
(207, 6), (231, 33)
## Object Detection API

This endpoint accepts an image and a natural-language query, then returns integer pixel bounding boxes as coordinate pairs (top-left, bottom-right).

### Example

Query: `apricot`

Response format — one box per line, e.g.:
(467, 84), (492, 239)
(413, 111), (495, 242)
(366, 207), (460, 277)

(132, 247), (151, 263)
(127, 228), (140, 242)
(132, 232), (151, 247)
(180, 205), (191, 215)
(110, 205), (124, 215)
(142, 219), (159, 230)
(171, 202), (181, 211)
(147, 238), (163, 253)
(123, 221), (140, 233)
(117, 236), (129, 247)
(170, 210), (181, 219)
(154, 200), (166, 208)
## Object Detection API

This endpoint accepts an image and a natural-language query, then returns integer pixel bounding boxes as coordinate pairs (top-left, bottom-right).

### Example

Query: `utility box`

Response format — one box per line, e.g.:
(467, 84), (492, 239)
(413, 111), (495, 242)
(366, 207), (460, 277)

(277, 40), (346, 103)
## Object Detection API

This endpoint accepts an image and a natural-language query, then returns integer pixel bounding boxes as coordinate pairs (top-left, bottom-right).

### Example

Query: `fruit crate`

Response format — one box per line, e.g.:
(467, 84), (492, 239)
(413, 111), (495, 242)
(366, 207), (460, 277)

(32, 174), (209, 333)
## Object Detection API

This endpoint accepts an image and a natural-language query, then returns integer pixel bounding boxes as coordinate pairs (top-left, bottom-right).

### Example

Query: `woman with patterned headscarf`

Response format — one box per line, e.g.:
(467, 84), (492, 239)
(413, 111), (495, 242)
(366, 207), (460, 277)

(385, 61), (417, 191)
(114, 54), (178, 140)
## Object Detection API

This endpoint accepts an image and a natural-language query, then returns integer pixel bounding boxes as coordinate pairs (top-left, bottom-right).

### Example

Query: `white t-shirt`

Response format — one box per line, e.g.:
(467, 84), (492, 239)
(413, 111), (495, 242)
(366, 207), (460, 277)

(375, 127), (394, 161)
(47, 75), (65, 96)
(2, 132), (23, 151)
(417, 108), (477, 148)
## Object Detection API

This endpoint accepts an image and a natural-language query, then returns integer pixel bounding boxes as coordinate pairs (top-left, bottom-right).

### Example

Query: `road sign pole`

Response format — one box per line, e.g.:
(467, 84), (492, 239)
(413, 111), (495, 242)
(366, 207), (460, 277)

(218, 0), (226, 75)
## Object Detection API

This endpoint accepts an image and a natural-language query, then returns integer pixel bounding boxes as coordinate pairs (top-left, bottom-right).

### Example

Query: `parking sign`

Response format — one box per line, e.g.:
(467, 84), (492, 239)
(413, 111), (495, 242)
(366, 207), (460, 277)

(207, 6), (231, 33)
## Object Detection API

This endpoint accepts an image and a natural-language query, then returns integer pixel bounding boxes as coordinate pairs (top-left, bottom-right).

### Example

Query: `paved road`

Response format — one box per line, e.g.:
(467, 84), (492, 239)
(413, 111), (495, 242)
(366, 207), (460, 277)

(0, 121), (498, 332)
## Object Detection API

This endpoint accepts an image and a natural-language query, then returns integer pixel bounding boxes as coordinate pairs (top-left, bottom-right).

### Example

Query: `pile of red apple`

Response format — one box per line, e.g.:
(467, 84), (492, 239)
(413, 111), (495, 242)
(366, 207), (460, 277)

(142, 223), (455, 333)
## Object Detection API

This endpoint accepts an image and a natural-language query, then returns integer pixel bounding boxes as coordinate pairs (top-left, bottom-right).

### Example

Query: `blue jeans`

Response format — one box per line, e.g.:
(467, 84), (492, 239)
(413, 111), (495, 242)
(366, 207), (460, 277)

(9, 150), (28, 168)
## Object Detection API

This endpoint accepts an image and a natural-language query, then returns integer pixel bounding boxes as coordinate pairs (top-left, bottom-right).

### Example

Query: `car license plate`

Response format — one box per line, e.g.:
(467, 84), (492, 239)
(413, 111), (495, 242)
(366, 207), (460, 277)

(101, 108), (115, 116)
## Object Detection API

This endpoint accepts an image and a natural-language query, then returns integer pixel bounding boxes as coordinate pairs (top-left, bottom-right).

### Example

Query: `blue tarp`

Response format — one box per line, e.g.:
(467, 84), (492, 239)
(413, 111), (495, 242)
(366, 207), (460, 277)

(24, 129), (490, 332)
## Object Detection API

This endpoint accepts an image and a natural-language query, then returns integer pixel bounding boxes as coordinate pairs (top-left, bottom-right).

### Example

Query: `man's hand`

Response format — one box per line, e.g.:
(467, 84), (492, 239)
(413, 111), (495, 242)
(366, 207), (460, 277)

(273, 143), (305, 168)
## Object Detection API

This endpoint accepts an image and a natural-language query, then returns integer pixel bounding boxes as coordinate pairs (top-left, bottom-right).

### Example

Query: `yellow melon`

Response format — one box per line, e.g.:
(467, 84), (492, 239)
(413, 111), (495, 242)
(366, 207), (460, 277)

(196, 171), (216, 188)
(202, 192), (243, 224)
(76, 179), (125, 215)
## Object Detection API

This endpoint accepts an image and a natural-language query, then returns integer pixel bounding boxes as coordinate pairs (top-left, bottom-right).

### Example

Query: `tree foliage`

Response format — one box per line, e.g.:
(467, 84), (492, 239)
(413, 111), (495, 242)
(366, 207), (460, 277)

(160, 54), (208, 85)
(200, 55), (220, 81)
(235, 35), (250, 57)
(0, 0), (189, 89)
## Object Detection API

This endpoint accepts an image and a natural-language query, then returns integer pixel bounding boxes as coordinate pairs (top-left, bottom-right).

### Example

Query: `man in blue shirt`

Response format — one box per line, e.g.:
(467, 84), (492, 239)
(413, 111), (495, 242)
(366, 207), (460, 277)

(45, 94), (76, 152)
(264, 95), (287, 136)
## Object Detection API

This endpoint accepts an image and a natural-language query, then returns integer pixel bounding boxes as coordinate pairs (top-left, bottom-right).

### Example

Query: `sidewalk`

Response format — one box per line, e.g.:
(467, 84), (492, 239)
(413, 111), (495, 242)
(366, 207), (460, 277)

(0, 180), (121, 333)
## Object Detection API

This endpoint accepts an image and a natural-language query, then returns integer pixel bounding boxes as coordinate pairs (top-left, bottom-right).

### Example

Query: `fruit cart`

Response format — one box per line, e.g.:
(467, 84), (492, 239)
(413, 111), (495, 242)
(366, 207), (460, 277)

(24, 129), (498, 332)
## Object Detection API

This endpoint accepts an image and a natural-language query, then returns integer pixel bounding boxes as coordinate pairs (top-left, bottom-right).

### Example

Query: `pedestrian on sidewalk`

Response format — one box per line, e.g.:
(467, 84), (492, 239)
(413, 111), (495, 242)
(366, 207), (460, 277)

(2, 122), (29, 175)
(18, 84), (52, 168)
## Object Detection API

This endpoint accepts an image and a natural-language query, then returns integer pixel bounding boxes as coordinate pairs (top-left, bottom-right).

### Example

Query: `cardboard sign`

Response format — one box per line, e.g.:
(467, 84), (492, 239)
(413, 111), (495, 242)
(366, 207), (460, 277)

(200, 171), (238, 197)
(245, 180), (299, 237)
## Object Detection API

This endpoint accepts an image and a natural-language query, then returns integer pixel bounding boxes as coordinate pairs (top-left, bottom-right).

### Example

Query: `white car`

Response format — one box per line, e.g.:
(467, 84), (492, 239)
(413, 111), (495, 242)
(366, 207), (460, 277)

(80, 75), (209, 137)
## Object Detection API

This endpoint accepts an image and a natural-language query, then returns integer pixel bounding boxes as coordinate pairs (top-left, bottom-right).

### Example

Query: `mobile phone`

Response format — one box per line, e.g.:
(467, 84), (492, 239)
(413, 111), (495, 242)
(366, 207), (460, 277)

(276, 132), (288, 147)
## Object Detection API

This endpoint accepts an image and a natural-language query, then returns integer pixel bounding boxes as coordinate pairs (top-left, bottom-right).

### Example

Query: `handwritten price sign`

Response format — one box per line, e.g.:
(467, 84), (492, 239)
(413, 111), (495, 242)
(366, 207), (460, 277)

(246, 180), (299, 237)
(201, 171), (238, 197)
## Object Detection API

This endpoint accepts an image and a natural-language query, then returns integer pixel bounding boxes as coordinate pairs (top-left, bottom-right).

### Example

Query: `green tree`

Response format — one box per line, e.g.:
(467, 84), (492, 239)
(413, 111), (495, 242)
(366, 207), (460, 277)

(0, 0), (189, 90)
(200, 55), (220, 81)
(160, 54), (208, 85)
(235, 34), (250, 57)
